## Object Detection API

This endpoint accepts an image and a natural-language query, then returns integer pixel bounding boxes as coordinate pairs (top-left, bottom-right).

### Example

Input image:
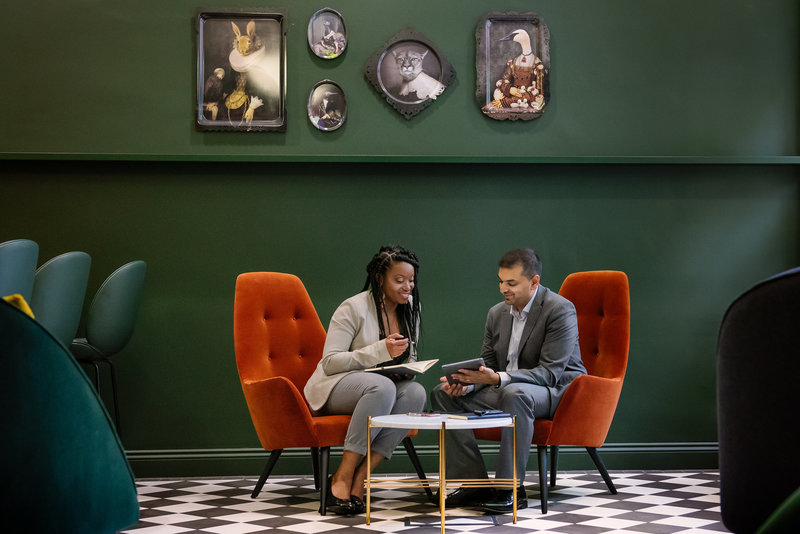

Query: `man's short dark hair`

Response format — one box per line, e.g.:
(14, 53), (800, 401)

(498, 248), (542, 279)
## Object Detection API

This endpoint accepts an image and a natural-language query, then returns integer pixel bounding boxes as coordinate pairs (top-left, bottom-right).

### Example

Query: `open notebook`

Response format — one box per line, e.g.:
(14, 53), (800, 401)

(364, 358), (439, 376)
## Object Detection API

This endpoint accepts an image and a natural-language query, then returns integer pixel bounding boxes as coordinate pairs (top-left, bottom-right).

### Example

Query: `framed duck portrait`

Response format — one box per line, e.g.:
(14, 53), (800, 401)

(196, 11), (286, 132)
(476, 12), (550, 121)
(363, 28), (456, 120)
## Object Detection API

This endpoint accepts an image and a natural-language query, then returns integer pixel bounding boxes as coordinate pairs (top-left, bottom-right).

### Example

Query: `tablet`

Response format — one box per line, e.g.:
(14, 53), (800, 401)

(441, 358), (485, 385)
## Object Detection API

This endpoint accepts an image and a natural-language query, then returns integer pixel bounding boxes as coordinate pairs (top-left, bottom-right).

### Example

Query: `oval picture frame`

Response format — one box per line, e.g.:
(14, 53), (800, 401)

(307, 8), (347, 59)
(307, 80), (347, 131)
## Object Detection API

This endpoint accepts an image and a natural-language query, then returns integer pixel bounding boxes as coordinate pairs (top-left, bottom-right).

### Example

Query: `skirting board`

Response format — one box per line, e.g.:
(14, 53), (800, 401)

(127, 442), (719, 478)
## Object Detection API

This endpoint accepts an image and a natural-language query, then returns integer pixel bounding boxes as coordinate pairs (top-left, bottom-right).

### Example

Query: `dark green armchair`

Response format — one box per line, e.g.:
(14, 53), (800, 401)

(0, 297), (139, 533)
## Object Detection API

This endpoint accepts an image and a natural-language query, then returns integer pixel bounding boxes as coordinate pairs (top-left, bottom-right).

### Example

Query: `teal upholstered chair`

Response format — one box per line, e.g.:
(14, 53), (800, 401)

(0, 238), (39, 302)
(71, 260), (147, 434)
(29, 251), (92, 346)
(0, 298), (139, 533)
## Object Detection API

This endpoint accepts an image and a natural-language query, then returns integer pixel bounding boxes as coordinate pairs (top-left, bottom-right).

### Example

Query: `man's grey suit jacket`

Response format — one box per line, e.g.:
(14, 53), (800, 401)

(481, 284), (586, 414)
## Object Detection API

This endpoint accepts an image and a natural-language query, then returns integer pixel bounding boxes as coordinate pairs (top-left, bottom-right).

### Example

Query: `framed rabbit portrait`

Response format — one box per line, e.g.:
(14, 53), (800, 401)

(196, 11), (286, 132)
(476, 12), (550, 121)
(363, 28), (456, 120)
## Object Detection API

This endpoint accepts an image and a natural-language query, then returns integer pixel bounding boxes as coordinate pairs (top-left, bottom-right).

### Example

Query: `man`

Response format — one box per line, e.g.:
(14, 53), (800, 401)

(430, 248), (586, 513)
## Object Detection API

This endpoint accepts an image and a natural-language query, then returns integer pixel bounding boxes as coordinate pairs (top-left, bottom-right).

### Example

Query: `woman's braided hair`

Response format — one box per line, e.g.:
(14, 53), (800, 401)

(362, 245), (421, 343)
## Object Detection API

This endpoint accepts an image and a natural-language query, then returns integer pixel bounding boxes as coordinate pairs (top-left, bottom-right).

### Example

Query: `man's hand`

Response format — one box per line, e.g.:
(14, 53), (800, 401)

(439, 366), (500, 396)
(453, 366), (500, 386)
(438, 377), (469, 396)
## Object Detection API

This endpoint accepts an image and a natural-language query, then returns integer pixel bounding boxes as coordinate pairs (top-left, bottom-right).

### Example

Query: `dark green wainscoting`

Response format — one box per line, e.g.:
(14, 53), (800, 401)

(1, 160), (797, 476)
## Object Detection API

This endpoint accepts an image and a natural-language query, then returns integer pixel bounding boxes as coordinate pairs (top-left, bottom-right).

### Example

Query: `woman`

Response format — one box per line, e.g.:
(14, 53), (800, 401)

(304, 245), (427, 514)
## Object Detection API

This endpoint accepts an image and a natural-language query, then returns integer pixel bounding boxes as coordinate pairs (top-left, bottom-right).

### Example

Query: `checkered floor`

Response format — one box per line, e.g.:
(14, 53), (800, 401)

(123, 471), (730, 533)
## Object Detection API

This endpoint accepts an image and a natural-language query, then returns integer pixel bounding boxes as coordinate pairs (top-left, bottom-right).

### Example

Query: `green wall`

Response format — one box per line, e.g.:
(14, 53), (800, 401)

(0, 0), (797, 160)
(1, 0), (799, 477)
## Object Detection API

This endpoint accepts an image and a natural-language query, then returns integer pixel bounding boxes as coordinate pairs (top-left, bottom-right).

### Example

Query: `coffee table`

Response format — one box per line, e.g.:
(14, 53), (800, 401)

(365, 413), (517, 533)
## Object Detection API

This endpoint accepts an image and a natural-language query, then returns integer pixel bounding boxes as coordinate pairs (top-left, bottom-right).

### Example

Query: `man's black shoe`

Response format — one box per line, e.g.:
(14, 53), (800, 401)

(483, 486), (528, 514)
(441, 487), (493, 507)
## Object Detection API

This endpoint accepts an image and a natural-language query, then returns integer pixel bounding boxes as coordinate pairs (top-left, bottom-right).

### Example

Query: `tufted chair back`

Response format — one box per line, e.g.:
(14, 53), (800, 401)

(234, 272), (325, 396)
(473, 269), (630, 514)
(232, 271), (431, 510)
(558, 270), (630, 381)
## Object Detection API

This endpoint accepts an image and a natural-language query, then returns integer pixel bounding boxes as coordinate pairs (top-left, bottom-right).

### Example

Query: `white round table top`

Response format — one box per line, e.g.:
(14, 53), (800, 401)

(370, 413), (512, 430)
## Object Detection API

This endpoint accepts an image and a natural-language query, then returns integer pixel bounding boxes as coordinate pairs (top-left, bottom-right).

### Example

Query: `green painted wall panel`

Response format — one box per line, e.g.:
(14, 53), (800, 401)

(1, 0), (798, 477)
(1, 161), (797, 475)
(0, 0), (797, 158)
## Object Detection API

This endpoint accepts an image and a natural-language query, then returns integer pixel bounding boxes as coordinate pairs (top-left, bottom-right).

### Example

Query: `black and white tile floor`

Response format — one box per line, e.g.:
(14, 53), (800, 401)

(123, 471), (730, 533)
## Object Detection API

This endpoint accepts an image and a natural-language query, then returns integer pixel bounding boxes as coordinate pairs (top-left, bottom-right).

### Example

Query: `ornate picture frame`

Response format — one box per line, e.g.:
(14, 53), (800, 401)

(307, 8), (347, 59)
(196, 11), (286, 132)
(307, 80), (347, 131)
(476, 12), (550, 121)
(363, 28), (456, 120)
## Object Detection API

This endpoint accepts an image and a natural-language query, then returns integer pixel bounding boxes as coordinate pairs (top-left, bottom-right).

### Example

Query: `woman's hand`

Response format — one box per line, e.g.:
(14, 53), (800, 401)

(384, 333), (409, 358)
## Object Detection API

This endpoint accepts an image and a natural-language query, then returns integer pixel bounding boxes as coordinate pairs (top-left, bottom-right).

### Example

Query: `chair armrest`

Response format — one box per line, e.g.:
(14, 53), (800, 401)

(241, 376), (318, 450)
(547, 374), (623, 446)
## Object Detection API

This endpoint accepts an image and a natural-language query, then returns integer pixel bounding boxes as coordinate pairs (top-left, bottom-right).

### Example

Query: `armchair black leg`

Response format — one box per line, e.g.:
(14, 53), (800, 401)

(549, 445), (559, 488)
(586, 447), (617, 494)
(318, 446), (331, 515)
(537, 445), (548, 514)
(402, 436), (434, 502)
(310, 447), (320, 490)
(252, 449), (282, 498)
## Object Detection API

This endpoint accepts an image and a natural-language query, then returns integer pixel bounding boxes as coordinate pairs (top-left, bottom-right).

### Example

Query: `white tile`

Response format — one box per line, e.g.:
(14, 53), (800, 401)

(689, 494), (720, 504)
(661, 477), (705, 485)
(678, 485), (720, 495)
(637, 504), (696, 516)
(120, 525), (193, 534)
(136, 485), (176, 495)
(136, 513), (205, 525)
(653, 515), (719, 528)
(169, 493), (220, 503)
(625, 494), (682, 505)
(560, 495), (619, 507)
(277, 521), (348, 533)
(614, 477), (659, 486)
(617, 485), (669, 495)
(182, 483), (231, 493)
(152, 502), (215, 513)
(568, 505), (632, 518)
(579, 516), (646, 529)
(503, 517), (571, 529)
(201, 524), (269, 534)
(554, 486), (608, 496)
(225, 500), (285, 511)
(213, 511), (277, 522)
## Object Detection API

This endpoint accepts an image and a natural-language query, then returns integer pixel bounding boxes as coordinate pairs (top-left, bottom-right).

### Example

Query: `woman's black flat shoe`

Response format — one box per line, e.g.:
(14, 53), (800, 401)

(325, 476), (356, 515)
(350, 495), (365, 514)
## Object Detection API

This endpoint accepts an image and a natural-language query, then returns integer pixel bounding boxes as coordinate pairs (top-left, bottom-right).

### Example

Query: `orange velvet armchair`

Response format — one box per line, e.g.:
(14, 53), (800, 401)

(233, 272), (430, 514)
(474, 270), (630, 513)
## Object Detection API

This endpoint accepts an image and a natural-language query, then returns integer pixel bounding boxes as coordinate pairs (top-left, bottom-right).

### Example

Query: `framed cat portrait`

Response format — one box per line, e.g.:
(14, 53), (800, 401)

(196, 11), (286, 132)
(476, 12), (550, 121)
(363, 28), (456, 119)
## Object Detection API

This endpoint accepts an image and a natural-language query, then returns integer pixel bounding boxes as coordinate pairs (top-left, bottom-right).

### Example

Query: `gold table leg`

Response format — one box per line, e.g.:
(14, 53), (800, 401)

(366, 416), (371, 525)
(439, 421), (445, 534)
(512, 415), (517, 523)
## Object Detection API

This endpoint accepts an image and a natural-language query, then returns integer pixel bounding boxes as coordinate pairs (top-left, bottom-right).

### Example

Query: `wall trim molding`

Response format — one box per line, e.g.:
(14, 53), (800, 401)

(127, 442), (719, 462)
